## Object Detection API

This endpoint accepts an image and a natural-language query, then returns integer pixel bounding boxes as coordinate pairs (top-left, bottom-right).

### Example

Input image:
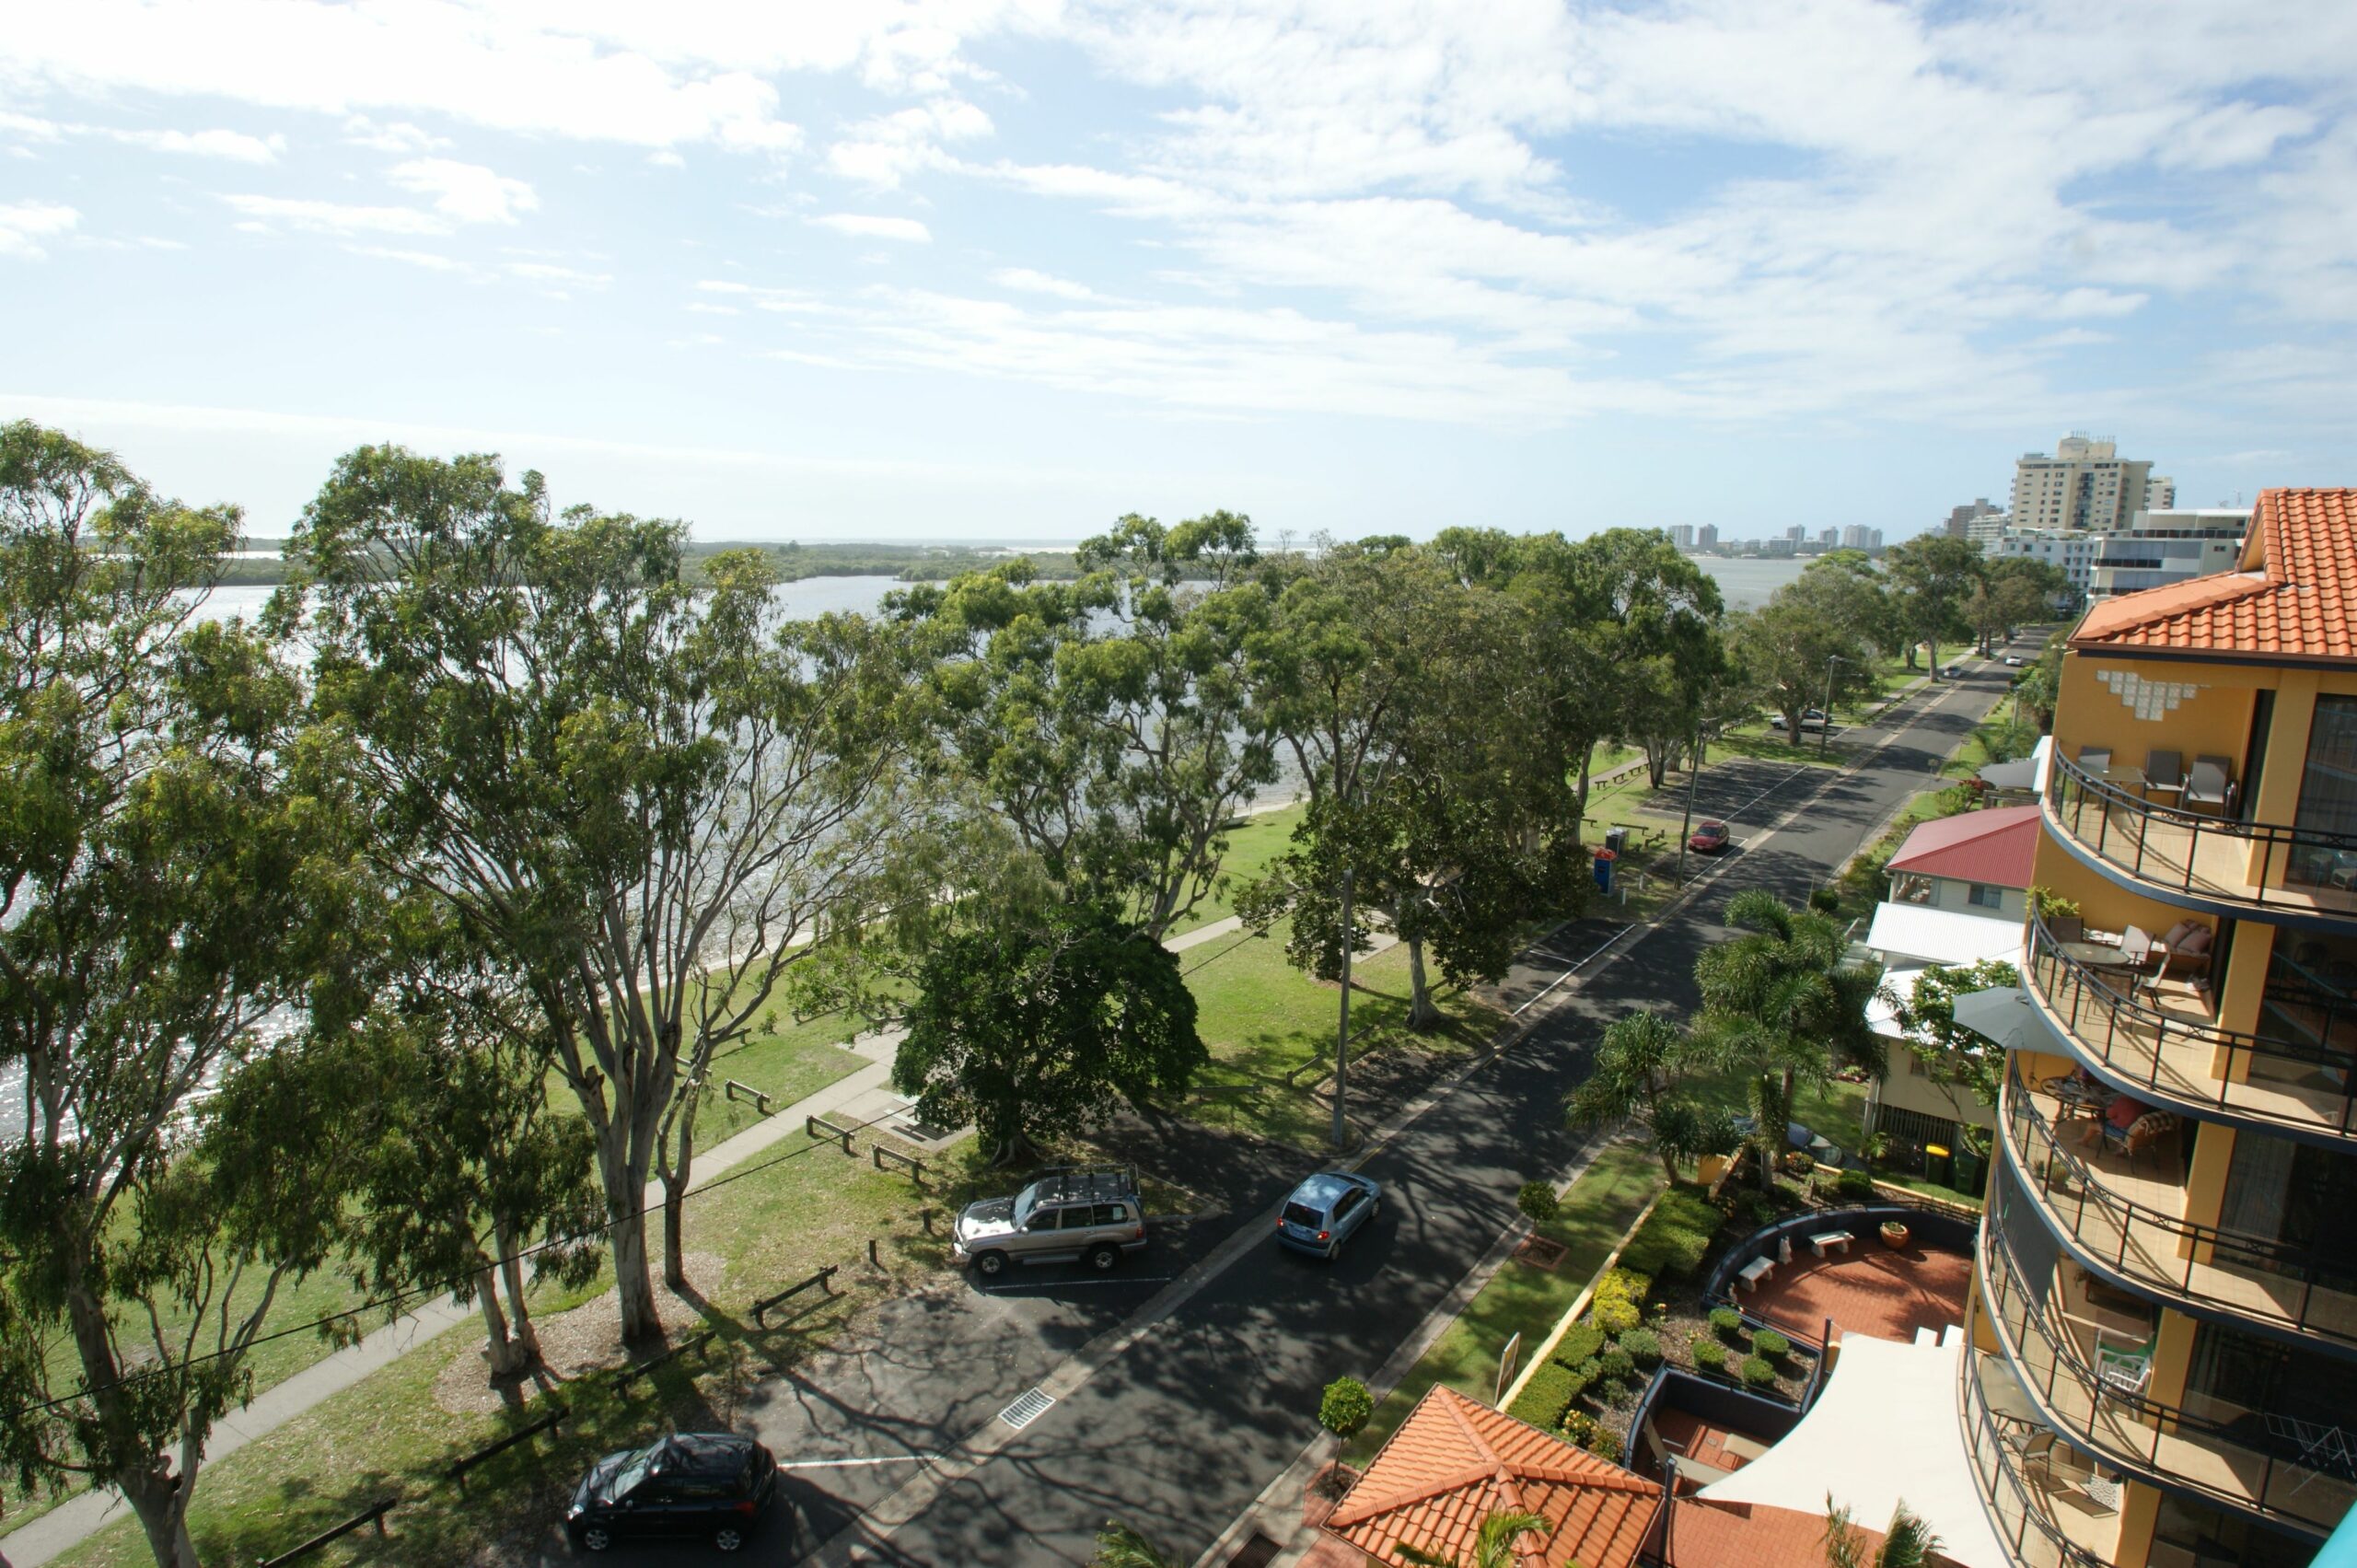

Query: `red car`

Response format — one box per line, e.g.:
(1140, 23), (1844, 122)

(1688, 820), (1730, 854)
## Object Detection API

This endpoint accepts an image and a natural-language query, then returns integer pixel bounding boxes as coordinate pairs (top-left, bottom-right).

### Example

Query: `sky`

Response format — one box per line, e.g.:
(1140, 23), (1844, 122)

(3, 1), (2354, 545)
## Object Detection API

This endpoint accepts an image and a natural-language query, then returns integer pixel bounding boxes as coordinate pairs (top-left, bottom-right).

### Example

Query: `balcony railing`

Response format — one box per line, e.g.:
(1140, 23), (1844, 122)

(1957, 1348), (2118, 1568)
(2046, 749), (2357, 917)
(1980, 1168), (2353, 1539)
(2024, 912), (2357, 1140)
(1999, 1062), (2357, 1351)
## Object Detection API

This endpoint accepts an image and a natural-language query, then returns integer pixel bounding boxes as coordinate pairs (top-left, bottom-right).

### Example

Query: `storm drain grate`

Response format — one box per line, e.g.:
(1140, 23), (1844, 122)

(998, 1388), (1055, 1430)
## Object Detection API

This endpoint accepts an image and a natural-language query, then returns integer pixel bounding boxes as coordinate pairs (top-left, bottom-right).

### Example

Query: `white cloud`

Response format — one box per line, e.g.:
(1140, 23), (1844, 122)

(505, 260), (611, 285)
(114, 126), (284, 163)
(220, 194), (446, 236)
(389, 158), (536, 224)
(0, 202), (80, 259)
(810, 213), (932, 243)
(826, 98), (993, 189)
(349, 244), (476, 272)
(993, 267), (1106, 301)
(342, 116), (447, 154)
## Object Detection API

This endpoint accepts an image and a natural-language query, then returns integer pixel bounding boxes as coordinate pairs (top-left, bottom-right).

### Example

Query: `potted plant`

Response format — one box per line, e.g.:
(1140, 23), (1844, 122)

(1881, 1218), (1911, 1250)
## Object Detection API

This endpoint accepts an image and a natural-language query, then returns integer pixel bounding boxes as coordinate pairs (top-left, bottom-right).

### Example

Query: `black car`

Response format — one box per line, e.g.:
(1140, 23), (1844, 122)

(565, 1432), (780, 1553)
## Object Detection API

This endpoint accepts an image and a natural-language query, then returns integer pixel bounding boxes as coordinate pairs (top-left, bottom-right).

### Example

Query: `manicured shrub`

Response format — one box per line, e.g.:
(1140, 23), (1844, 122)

(1781, 1149), (1817, 1177)
(1507, 1360), (1579, 1430)
(1617, 1328), (1662, 1366)
(1559, 1410), (1624, 1463)
(1554, 1323), (1605, 1370)
(1691, 1337), (1728, 1372)
(1619, 1191), (1722, 1281)
(1319, 1376), (1373, 1440)
(1574, 1356), (1603, 1386)
(1751, 1330), (1791, 1361)
(1597, 1347), (1637, 1387)
(1736, 1191), (1776, 1226)
(1594, 1267), (1653, 1305)
(1517, 1179), (1561, 1225)
(1709, 1306), (1744, 1341)
(1593, 1295), (1641, 1336)
(1808, 887), (1841, 913)
(1837, 1167), (1875, 1201)
(1740, 1355), (1778, 1389)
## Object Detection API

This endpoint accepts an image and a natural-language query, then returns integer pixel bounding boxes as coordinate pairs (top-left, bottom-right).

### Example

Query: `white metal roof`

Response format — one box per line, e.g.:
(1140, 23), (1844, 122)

(1864, 902), (2025, 969)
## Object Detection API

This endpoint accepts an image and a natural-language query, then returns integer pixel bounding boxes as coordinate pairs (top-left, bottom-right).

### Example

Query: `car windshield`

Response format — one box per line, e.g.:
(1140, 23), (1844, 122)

(1013, 1187), (1039, 1226)
(605, 1444), (662, 1502)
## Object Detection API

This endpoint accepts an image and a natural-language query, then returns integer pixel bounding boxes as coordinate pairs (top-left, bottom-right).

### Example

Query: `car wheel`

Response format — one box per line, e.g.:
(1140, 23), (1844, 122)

(579, 1526), (613, 1552)
(974, 1249), (1007, 1278)
(714, 1526), (746, 1551)
(1086, 1243), (1120, 1272)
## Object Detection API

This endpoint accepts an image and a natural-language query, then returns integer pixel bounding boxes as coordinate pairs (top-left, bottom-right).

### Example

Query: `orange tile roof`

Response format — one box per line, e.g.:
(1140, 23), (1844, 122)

(1665, 1497), (1902, 1568)
(1323, 1386), (1661, 1568)
(2071, 489), (2357, 664)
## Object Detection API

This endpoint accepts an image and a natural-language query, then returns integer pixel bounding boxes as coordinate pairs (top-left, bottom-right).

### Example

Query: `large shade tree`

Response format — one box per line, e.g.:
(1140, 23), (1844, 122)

(293, 447), (913, 1343)
(0, 424), (361, 1566)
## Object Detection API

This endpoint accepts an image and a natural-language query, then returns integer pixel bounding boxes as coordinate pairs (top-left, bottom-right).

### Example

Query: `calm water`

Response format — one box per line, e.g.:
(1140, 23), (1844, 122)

(1694, 554), (1810, 611)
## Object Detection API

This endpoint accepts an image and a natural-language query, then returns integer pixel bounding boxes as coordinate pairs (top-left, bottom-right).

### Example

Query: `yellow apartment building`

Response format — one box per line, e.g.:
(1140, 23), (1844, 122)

(1958, 489), (2357, 1568)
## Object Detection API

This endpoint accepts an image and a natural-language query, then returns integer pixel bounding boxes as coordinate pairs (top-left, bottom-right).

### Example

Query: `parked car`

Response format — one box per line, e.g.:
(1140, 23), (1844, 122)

(1276, 1171), (1382, 1260)
(1767, 709), (1829, 732)
(952, 1165), (1147, 1278)
(2003, 655), (2026, 667)
(1687, 819), (1730, 854)
(565, 1432), (779, 1553)
(1942, 663), (1967, 678)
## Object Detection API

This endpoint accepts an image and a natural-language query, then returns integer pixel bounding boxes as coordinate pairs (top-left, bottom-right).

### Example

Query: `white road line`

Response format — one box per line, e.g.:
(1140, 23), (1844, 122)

(981, 1276), (1175, 1293)
(1511, 923), (1635, 1017)
(776, 1454), (945, 1470)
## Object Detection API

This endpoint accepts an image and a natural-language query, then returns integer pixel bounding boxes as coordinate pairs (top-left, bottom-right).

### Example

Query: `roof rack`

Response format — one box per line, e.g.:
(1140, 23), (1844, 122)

(1021, 1165), (1139, 1203)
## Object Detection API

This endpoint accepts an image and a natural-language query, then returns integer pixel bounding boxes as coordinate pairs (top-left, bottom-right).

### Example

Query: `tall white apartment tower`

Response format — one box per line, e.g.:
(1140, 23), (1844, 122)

(2010, 433), (2171, 533)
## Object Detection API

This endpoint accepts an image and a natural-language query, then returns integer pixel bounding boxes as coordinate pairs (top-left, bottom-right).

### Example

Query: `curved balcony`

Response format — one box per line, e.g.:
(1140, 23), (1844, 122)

(2024, 912), (2357, 1144)
(1960, 1344), (2119, 1567)
(1979, 1167), (2352, 1540)
(1998, 1061), (2357, 1353)
(2045, 749), (2357, 927)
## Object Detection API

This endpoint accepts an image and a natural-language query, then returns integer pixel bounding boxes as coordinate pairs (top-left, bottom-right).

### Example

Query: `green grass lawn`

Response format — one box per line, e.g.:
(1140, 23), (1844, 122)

(1179, 920), (1506, 1149)
(47, 1125), (939, 1568)
(1167, 801), (1306, 937)
(1940, 710), (2041, 782)
(1345, 1139), (1663, 1464)
(1687, 1071), (1873, 1156)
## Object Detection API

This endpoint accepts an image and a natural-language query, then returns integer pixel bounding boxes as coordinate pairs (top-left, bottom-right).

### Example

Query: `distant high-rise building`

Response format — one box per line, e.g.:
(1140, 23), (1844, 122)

(1784, 525), (1806, 542)
(2010, 434), (2170, 533)
(1696, 524), (1720, 550)
(1840, 524), (1885, 551)
(1666, 524), (1695, 548)
(1967, 510), (2012, 550)
(1945, 498), (2002, 539)
(1818, 528), (1840, 547)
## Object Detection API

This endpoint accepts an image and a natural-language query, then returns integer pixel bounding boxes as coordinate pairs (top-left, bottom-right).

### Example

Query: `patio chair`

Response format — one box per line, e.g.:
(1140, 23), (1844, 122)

(2096, 1328), (2155, 1400)
(2145, 750), (2184, 803)
(2102, 1109), (2178, 1172)
(2156, 920), (2215, 982)
(2118, 924), (2154, 980)
(2049, 913), (2085, 943)
(2184, 756), (2232, 813)
(2079, 747), (2113, 779)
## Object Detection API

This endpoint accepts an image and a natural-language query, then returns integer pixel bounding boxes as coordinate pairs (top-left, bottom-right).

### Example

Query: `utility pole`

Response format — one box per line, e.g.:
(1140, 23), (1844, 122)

(1675, 725), (1705, 882)
(1333, 865), (1354, 1150)
(1819, 655), (1850, 760)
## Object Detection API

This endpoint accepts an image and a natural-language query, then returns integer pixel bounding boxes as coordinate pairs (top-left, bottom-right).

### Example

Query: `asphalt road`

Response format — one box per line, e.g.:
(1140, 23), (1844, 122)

(562, 651), (2031, 1568)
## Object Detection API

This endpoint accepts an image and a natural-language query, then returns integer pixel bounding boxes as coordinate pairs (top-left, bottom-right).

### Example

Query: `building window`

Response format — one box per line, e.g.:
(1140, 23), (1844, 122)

(1967, 883), (2004, 910)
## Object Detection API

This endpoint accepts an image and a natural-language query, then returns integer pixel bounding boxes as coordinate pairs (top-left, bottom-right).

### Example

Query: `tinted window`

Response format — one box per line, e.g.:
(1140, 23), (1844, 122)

(1334, 1189), (1364, 1217)
(1283, 1202), (1325, 1228)
(1092, 1203), (1129, 1225)
(1027, 1206), (1064, 1231)
(1060, 1206), (1098, 1229)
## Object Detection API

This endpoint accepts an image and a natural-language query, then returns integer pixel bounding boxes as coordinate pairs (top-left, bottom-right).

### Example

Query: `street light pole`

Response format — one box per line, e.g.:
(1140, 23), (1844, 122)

(1333, 864), (1353, 1150)
(1675, 725), (1704, 882)
(1819, 655), (1852, 759)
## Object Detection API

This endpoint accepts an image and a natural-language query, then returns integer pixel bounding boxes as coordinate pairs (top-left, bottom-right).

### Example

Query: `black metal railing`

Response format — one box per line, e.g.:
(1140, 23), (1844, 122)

(1979, 1171), (2350, 1538)
(1999, 1062), (2357, 1350)
(2024, 912), (2357, 1138)
(1956, 1350), (2115, 1568)
(2046, 751), (2357, 915)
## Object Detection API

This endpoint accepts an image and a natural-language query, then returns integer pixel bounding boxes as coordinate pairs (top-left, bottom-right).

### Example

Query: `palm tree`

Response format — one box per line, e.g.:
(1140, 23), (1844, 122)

(1394, 1509), (1556, 1568)
(1566, 1013), (1715, 1181)
(1093, 1519), (1179, 1568)
(1823, 1494), (1943, 1568)
(1696, 889), (1887, 1188)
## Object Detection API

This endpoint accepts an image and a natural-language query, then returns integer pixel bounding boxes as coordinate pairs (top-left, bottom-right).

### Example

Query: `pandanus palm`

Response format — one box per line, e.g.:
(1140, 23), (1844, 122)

(1696, 889), (1887, 1189)
(1394, 1510), (1557, 1568)
(1092, 1520), (1180, 1568)
(1823, 1494), (1942, 1568)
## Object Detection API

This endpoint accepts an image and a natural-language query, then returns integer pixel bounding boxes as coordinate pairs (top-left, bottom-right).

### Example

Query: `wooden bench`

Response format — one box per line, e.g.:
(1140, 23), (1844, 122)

(1810, 1231), (1853, 1259)
(1737, 1256), (1776, 1291)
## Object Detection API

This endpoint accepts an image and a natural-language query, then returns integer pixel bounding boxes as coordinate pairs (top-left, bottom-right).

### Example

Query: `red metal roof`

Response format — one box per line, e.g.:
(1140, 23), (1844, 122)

(1322, 1386), (1660, 1568)
(1883, 804), (2040, 889)
(2071, 489), (2357, 664)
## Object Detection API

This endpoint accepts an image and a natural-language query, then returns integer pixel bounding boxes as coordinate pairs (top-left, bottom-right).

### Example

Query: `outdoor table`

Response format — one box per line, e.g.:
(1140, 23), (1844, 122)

(2061, 940), (2140, 969)
(1809, 1231), (1852, 1258)
(2045, 1076), (2112, 1121)
(1737, 1256), (1776, 1291)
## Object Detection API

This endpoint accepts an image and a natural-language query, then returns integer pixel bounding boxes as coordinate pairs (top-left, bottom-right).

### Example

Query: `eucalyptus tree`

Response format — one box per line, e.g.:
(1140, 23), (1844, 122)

(0, 423), (361, 1567)
(1729, 564), (1882, 740)
(292, 447), (913, 1342)
(1694, 889), (1887, 1190)
(1882, 533), (1983, 675)
(884, 510), (1274, 942)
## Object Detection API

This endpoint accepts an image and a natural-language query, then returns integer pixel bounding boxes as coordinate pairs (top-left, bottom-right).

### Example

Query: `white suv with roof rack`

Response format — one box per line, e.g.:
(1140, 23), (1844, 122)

(951, 1166), (1147, 1278)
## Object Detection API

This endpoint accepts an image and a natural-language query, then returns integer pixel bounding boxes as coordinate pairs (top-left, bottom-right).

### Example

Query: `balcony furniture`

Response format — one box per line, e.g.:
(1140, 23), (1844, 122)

(1809, 1230), (1852, 1258)
(2145, 749), (2185, 803)
(2183, 755), (2232, 814)
(2101, 1109), (2179, 1172)
(2094, 1328), (2154, 1400)
(2043, 1071), (2112, 1122)
(2081, 1472), (2121, 1514)
(1737, 1256), (1775, 1291)
(2079, 746), (2113, 777)
(2263, 1414), (2355, 1492)
(2156, 920), (2214, 981)
(2060, 938), (2140, 970)
(2049, 912), (2085, 943)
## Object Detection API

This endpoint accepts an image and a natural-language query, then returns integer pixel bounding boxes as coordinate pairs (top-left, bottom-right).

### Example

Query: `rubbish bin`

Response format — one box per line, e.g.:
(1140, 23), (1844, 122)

(1954, 1144), (1985, 1196)
(1592, 848), (1617, 895)
(1924, 1143), (1954, 1191)
(1605, 825), (1630, 854)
